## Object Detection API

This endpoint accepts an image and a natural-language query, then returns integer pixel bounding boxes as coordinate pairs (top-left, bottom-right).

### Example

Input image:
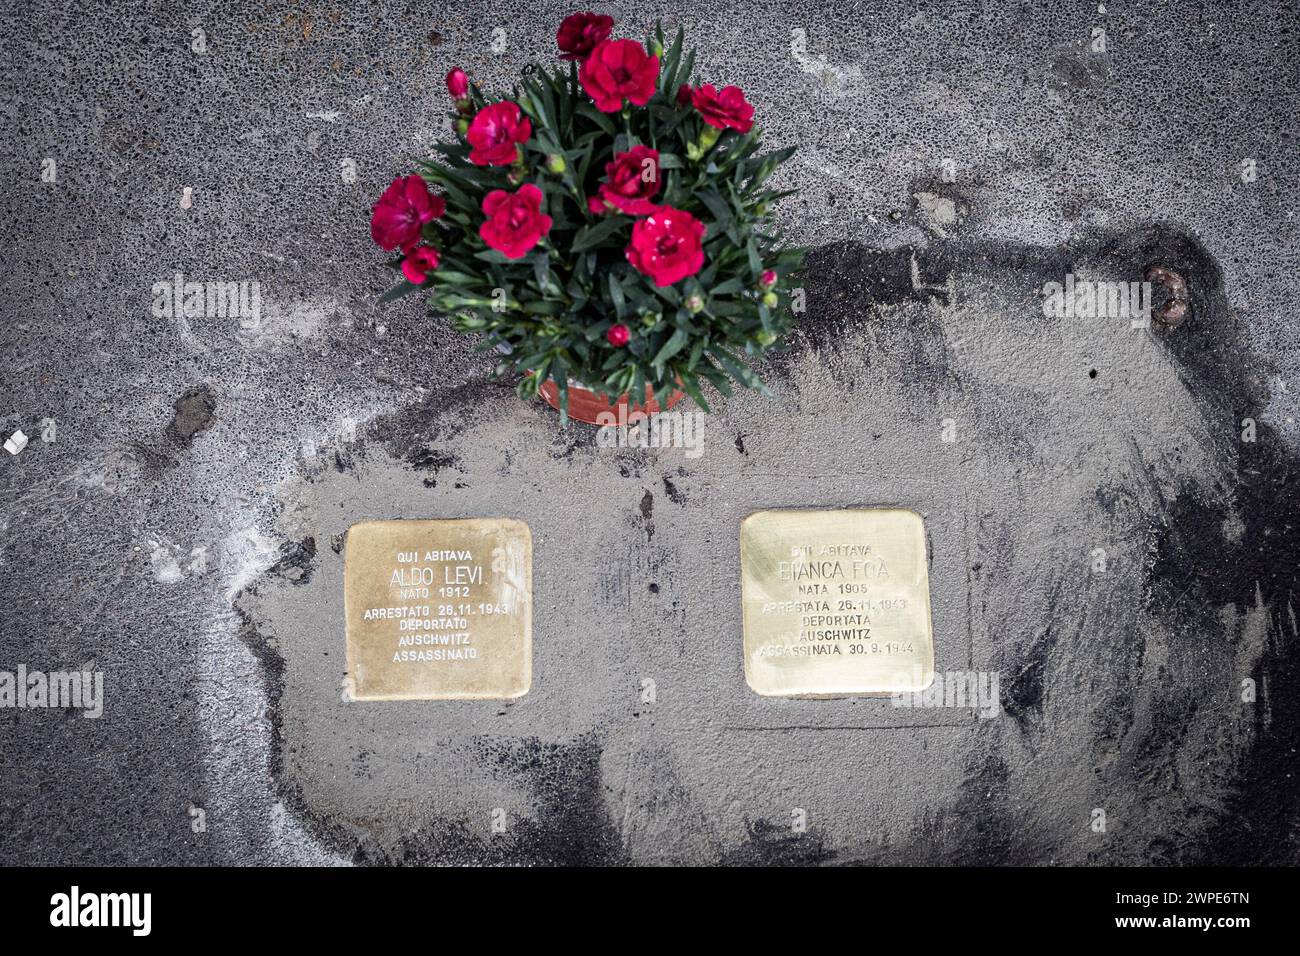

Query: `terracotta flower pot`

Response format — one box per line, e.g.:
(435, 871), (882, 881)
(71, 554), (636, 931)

(537, 378), (685, 426)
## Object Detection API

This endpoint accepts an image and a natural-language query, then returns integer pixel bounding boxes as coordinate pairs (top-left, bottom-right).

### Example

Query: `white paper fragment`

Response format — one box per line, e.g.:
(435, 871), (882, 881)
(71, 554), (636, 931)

(4, 430), (29, 455)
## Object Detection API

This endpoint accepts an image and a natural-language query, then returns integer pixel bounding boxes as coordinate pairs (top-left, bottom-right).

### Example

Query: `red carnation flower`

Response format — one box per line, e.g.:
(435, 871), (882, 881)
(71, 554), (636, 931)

(607, 323), (630, 347)
(579, 39), (659, 113)
(598, 145), (662, 215)
(466, 101), (532, 166)
(401, 246), (441, 284)
(689, 84), (755, 133)
(625, 206), (705, 286)
(370, 175), (445, 251)
(556, 12), (614, 61)
(479, 183), (553, 259)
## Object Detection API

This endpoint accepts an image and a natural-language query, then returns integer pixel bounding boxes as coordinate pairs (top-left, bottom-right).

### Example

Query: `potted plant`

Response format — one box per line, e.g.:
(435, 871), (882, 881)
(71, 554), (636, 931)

(369, 12), (803, 424)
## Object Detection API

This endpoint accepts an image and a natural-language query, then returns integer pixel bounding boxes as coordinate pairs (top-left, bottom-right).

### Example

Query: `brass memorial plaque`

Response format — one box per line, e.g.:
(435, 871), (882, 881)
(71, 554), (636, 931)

(741, 508), (935, 697)
(344, 519), (532, 701)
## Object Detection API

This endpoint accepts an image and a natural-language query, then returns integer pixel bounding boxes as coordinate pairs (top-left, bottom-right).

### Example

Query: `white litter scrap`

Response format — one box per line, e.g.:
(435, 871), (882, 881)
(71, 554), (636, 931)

(4, 430), (29, 455)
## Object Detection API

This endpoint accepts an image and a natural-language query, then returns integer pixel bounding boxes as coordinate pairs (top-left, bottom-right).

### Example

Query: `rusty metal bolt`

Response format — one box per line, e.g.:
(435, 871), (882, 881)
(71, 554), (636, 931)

(1145, 264), (1190, 327)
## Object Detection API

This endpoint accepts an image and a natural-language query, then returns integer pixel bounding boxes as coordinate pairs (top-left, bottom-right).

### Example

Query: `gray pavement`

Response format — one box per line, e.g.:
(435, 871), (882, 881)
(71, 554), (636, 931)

(2, 1), (1298, 864)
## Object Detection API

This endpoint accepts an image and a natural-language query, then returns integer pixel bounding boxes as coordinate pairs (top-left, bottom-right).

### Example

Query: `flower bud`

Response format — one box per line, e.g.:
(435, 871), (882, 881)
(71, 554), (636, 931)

(761, 291), (779, 308)
(607, 323), (631, 347)
(446, 67), (469, 100)
(697, 125), (722, 151)
(760, 269), (778, 288)
(455, 117), (469, 136)
(641, 312), (660, 328)
(756, 330), (777, 346)
(685, 294), (704, 313)
(546, 153), (567, 174)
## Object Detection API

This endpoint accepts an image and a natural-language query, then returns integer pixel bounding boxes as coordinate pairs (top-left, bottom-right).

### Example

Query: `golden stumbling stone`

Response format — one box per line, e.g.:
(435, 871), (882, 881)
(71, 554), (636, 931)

(344, 519), (532, 701)
(740, 508), (935, 698)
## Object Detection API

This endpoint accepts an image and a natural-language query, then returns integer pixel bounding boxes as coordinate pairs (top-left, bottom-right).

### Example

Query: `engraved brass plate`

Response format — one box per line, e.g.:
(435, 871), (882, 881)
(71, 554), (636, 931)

(344, 519), (532, 701)
(741, 508), (935, 697)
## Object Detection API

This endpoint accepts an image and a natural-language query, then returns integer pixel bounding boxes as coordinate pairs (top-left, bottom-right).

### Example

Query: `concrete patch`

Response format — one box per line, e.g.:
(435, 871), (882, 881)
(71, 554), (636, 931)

(232, 226), (1295, 864)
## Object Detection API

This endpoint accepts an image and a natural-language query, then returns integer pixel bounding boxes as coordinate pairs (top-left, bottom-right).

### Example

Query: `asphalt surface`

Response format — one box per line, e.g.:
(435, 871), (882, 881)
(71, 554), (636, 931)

(2, 1), (1298, 864)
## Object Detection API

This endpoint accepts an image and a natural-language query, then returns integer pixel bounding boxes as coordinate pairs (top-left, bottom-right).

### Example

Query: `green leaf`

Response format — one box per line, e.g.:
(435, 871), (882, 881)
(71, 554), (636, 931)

(555, 372), (570, 423)
(697, 187), (736, 229)
(438, 293), (510, 310)
(678, 50), (696, 88)
(453, 314), (490, 332)
(697, 362), (734, 397)
(660, 26), (685, 92)
(576, 102), (616, 136)
(652, 325), (689, 366)
(522, 299), (566, 315)
(429, 271), (481, 290)
(535, 76), (560, 137)
(571, 214), (626, 252)
(429, 175), (474, 210)
(646, 280), (680, 307)
(655, 105), (693, 141)
(709, 347), (771, 395)
(379, 280), (421, 303)
(429, 142), (472, 160)
(532, 254), (550, 290)
(675, 370), (711, 412)
(687, 337), (705, 370)
(632, 363), (646, 406)
(607, 272), (627, 318)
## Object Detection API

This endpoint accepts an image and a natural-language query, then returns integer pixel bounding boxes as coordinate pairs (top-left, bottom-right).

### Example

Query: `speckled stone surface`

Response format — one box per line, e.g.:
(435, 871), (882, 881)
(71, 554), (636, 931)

(1, 1), (1298, 865)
